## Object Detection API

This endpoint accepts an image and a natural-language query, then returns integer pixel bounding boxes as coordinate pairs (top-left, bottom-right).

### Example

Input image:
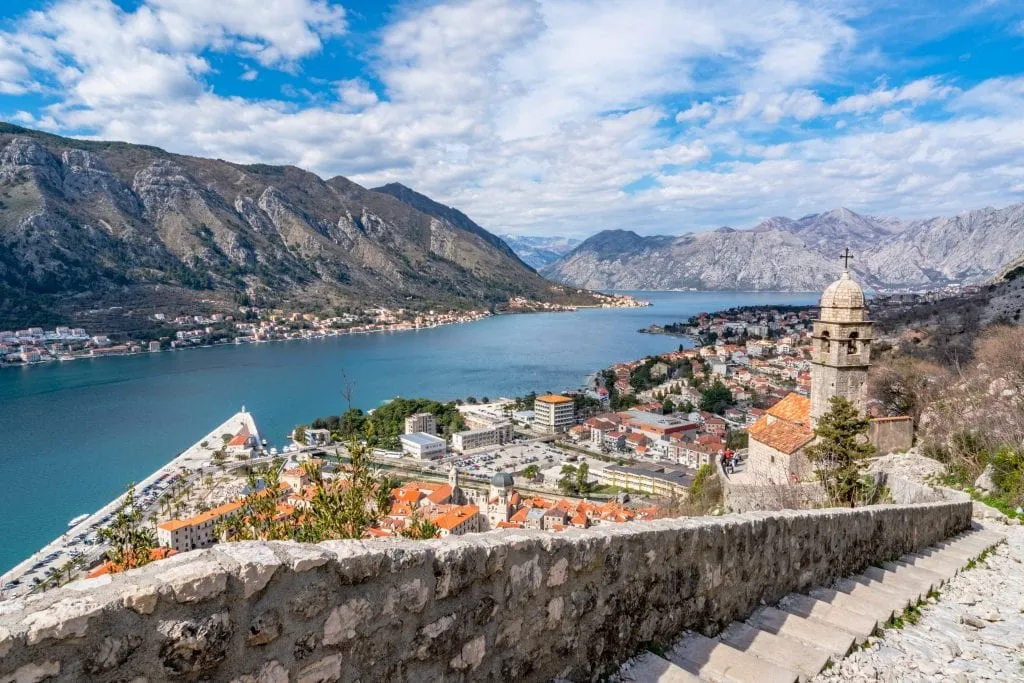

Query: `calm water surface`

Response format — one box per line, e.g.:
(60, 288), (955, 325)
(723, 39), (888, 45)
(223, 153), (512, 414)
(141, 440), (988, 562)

(0, 291), (816, 572)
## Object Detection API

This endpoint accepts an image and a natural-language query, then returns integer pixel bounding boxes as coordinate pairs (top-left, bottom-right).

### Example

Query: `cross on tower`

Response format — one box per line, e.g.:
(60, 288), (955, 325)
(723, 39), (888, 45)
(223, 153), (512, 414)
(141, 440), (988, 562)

(840, 247), (853, 270)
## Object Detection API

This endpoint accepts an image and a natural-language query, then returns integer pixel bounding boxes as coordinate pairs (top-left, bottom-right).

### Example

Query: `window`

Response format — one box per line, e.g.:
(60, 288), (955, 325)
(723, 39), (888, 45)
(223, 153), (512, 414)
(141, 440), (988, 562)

(847, 331), (859, 354)
(820, 330), (830, 353)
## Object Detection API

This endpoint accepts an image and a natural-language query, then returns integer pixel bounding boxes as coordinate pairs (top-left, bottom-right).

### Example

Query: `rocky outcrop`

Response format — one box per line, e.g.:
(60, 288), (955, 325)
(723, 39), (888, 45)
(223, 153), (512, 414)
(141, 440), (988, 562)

(543, 204), (1024, 292)
(0, 502), (970, 682)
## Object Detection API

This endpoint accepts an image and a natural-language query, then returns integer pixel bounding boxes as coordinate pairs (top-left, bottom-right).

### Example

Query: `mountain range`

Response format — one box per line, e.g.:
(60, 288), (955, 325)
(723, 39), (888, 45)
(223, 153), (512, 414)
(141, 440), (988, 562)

(498, 235), (581, 269)
(0, 124), (595, 330)
(541, 205), (1024, 292)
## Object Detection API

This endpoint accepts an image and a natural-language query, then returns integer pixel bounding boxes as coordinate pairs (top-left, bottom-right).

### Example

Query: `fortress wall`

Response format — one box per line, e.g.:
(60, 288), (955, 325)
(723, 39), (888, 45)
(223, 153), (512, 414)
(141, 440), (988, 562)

(0, 501), (971, 683)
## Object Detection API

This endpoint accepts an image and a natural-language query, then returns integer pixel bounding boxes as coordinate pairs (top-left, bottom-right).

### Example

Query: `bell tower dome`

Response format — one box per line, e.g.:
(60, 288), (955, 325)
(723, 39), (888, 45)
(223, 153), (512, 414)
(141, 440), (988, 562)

(810, 257), (872, 425)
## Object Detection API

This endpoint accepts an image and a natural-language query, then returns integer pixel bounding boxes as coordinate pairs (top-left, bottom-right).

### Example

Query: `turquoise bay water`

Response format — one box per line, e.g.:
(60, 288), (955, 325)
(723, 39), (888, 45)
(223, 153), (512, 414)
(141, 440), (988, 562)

(0, 291), (816, 572)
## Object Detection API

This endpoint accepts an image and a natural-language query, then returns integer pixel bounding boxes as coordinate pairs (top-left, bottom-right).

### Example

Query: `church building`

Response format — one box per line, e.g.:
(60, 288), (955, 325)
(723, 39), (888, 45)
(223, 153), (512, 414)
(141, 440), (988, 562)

(747, 264), (873, 484)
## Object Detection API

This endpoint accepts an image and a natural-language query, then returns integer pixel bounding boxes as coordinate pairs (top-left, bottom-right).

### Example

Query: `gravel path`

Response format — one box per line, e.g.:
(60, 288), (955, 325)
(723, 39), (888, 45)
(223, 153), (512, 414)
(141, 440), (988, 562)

(814, 523), (1023, 682)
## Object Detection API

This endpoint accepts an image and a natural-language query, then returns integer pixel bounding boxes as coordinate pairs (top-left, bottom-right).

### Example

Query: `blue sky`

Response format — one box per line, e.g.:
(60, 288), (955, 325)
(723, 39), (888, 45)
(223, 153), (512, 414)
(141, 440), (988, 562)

(0, 0), (1023, 236)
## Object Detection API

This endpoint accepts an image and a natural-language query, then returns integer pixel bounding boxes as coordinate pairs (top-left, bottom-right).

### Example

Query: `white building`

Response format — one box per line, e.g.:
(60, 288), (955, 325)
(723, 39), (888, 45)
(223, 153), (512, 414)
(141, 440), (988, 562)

(399, 432), (446, 459)
(157, 499), (243, 553)
(404, 412), (437, 435)
(534, 394), (575, 433)
(451, 422), (514, 452)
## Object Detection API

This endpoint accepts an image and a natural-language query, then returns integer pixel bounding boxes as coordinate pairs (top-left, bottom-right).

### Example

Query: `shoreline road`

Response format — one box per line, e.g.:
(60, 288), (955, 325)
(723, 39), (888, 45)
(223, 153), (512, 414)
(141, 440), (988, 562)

(0, 410), (260, 602)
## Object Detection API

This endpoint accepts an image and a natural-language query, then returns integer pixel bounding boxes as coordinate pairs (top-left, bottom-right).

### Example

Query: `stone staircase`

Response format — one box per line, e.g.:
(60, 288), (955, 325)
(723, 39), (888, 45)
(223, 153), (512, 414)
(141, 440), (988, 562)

(620, 527), (1005, 683)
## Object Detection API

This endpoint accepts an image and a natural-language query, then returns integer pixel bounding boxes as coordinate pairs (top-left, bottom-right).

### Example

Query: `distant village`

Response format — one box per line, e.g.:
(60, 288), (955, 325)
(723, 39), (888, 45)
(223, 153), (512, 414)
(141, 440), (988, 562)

(0, 291), (645, 367)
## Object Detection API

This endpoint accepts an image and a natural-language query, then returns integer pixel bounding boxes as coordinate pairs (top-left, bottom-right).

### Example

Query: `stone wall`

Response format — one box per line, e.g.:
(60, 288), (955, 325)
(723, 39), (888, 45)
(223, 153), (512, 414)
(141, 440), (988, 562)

(869, 416), (915, 454)
(0, 502), (971, 683)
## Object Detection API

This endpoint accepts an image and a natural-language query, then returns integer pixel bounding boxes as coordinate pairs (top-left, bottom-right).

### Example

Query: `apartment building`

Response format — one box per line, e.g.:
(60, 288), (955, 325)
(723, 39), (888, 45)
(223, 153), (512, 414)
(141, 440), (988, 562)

(156, 500), (243, 553)
(404, 412), (437, 435)
(451, 422), (514, 452)
(534, 394), (575, 433)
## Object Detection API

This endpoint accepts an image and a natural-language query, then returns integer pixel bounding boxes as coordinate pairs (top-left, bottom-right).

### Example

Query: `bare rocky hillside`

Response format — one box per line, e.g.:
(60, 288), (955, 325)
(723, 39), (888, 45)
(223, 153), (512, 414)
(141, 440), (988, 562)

(543, 205), (1024, 292)
(0, 124), (595, 329)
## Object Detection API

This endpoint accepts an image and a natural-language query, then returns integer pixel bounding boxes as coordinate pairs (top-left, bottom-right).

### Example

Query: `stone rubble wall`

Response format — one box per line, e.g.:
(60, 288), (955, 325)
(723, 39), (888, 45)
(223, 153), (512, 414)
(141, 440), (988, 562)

(0, 502), (971, 683)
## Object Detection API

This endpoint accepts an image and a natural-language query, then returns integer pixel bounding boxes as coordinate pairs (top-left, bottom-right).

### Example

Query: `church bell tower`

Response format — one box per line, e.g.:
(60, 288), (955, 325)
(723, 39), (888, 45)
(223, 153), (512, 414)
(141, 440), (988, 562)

(810, 250), (872, 426)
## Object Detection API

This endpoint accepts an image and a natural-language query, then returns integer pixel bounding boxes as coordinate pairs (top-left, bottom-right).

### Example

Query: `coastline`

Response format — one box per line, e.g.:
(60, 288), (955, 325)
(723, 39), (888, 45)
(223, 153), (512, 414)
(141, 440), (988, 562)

(0, 300), (650, 371)
(0, 410), (260, 596)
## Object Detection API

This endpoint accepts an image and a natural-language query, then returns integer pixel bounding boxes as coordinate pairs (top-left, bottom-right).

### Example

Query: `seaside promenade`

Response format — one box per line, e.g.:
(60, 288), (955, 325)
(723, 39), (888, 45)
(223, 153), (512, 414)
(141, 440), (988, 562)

(0, 410), (260, 601)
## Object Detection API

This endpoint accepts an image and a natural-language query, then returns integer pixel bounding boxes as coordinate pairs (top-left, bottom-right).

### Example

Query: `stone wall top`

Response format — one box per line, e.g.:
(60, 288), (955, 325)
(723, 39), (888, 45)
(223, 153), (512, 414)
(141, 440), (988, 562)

(0, 501), (971, 683)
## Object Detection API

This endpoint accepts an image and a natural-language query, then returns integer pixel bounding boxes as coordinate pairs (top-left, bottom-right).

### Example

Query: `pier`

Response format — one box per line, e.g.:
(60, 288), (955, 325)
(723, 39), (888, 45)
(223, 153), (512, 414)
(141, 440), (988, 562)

(0, 409), (261, 601)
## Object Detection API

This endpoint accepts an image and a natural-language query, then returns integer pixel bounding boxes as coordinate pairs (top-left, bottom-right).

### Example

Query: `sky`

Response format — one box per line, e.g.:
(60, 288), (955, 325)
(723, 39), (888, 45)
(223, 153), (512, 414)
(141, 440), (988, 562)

(0, 0), (1022, 237)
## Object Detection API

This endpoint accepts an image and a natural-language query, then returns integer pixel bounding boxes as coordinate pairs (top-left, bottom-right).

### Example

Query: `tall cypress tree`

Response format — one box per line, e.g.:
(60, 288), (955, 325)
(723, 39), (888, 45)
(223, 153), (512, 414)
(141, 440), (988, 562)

(805, 396), (877, 507)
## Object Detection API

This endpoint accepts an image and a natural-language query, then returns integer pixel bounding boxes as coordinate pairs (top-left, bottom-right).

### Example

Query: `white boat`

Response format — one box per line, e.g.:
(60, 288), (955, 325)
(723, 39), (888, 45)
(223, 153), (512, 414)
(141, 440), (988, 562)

(67, 514), (90, 528)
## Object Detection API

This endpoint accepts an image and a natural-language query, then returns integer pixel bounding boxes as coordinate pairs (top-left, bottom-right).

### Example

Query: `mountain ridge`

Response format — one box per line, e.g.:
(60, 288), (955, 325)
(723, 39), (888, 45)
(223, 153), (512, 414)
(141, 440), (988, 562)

(0, 123), (595, 330)
(542, 203), (1024, 291)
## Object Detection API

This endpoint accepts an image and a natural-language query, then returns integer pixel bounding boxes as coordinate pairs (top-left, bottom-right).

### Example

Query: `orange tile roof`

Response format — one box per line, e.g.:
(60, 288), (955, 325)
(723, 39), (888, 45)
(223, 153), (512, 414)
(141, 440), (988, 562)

(509, 507), (530, 524)
(426, 484), (453, 505)
(749, 415), (813, 455)
(87, 547), (176, 577)
(431, 505), (479, 531)
(158, 499), (244, 532)
(766, 393), (811, 426)
(536, 394), (573, 404)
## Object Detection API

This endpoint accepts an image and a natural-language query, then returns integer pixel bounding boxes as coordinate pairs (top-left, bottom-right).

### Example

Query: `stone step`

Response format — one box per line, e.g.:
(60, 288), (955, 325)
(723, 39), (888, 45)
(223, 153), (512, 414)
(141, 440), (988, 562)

(900, 552), (963, 579)
(856, 568), (930, 604)
(881, 560), (946, 589)
(747, 606), (857, 658)
(668, 632), (799, 683)
(778, 593), (877, 641)
(834, 577), (911, 614)
(719, 620), (833, 680)
(808, 586), (896, 623)
(621, 651), (702, 682)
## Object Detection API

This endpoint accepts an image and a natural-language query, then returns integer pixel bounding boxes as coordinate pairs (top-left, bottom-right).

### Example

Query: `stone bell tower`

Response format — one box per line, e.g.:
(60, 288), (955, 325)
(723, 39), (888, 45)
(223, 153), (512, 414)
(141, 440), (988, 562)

(810, 251), (872, 426)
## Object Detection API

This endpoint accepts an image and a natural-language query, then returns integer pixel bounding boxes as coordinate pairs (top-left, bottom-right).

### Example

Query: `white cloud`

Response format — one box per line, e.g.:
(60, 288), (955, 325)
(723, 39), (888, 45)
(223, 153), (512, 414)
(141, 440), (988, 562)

(240, 68), (258, 81)
(336, 79), (378, 108)
(831, 76), (956, 114)
(676, 102), (714, 122)
(0, 0), (1021, 238)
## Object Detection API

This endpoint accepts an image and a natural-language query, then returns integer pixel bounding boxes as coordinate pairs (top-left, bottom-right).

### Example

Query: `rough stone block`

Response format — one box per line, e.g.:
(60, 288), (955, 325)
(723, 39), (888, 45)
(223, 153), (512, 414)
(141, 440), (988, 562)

(0, 660), (60, 683)
(157, 612), (233, 677)
(216, 543), (282, 599)
(22, 596), (102, 645)
(322, 598), (374, 645)
(160, 559), (229, 603)
(296, 654), (341, 683)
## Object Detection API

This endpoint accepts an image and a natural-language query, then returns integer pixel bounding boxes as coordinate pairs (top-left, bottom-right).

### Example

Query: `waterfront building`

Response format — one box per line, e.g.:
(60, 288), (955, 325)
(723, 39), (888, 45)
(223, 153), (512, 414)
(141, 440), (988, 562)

(404, 412), (437, 435)
(157, 500), (244, 553)
(534, 394), (575, 433)
(451, 422), (514, 452)
(399, 432), (446, 460)
(304, 428), (332, 446)
(226, 425), (257, 458)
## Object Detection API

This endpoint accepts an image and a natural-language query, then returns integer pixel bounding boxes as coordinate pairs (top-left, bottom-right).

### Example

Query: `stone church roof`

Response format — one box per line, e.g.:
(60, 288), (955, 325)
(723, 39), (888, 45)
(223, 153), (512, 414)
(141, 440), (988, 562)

(820, 271), (865, 310)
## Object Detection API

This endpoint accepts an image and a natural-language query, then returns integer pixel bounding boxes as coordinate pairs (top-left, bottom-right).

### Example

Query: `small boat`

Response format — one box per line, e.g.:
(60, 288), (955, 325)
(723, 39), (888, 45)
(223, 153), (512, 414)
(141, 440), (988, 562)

(67, 514), (89, 528)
